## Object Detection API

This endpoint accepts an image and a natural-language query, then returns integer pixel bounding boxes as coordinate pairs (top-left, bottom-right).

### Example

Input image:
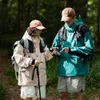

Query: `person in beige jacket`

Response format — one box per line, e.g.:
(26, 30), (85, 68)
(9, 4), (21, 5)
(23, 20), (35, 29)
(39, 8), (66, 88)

(13, 20), (53, 100)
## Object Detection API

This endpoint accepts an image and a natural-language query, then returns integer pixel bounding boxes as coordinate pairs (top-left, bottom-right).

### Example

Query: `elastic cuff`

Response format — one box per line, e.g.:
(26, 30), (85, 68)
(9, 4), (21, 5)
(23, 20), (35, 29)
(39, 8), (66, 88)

(68, 47), (74, 54)
(32, 59), (35, 64)
(68, 47), (71, 53)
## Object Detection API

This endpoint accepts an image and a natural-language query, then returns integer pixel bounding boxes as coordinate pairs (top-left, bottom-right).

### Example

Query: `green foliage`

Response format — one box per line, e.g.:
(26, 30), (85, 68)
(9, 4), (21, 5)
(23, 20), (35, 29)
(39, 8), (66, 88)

(87, 0), (98, 37)
(0, 0), (99, 47)
(0, 34), (21, 58)
(0, 35), (19, 48)
(0, 81), (6, 100)
(4, 63), (17, 85)
(86, 54), (100, 89)
(46, 57), (58, 86)
(0, 0), (100, 45)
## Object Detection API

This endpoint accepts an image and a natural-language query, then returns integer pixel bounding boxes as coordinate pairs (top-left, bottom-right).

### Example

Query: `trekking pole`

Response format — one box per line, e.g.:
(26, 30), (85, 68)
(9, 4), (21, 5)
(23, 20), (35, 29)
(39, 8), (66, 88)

(32, 63), (42, 100)
(36, 66), (41, 100)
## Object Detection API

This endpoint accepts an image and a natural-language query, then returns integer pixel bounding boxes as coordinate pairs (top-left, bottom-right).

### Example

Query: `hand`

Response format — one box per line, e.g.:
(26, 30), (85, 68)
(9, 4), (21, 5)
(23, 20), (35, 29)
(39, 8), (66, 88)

(34, 60), (42, 66)
(63, 47), (69, 53)
(50, 47), (59, 52)
(50, 48), (54, 52)
(50, 48), (55, 55)
(50, 47), (60, 56)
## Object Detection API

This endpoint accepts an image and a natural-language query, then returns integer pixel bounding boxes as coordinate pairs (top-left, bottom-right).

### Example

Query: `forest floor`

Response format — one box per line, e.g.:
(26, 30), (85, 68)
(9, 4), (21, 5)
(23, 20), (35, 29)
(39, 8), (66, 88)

(0, 56), (100, 100)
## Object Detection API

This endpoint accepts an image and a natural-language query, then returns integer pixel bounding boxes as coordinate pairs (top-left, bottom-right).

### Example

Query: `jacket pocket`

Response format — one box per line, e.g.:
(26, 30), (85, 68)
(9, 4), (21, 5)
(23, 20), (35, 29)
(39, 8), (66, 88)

(69, 55), (83, 65)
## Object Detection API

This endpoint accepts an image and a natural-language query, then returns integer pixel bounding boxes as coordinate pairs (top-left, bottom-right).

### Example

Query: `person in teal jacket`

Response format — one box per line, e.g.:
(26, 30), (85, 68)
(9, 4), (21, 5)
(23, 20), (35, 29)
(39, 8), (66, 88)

(51, 7), (94, 100)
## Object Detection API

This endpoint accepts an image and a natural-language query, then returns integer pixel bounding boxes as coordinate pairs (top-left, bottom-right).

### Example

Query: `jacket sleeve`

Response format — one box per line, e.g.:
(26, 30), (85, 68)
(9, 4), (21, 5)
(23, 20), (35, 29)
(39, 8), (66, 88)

(44, 45), (53, 61)
(13, 44), (34, 68)
(52, 33), (60, 48)
(69, 32), (94, 56)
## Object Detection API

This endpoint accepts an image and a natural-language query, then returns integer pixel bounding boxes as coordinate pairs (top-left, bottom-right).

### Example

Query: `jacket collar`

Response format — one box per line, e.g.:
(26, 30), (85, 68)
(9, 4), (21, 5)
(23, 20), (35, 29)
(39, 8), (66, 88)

(22, 31), (42, 42)
(22, 31), (33, 41)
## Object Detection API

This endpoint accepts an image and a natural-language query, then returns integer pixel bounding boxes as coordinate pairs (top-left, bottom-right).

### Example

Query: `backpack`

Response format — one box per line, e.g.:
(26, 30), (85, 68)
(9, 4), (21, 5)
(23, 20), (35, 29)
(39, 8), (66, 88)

(58, 23), (93, 60)
(11, 38), (46, 80)
(11, 39), (30, 80)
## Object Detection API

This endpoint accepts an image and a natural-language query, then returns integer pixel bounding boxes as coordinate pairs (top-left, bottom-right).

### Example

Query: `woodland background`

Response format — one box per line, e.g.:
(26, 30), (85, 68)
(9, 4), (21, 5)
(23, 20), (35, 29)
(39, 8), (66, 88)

(0, 0), (100, 100)
(0, 0), (100, 51)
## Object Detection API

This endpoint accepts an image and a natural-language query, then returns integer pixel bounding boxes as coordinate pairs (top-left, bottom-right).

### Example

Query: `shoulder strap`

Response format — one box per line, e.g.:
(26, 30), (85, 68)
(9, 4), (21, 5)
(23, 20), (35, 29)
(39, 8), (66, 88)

(77, 23), (89, 38)
(74, 23), (90, 46)
(58, 26), (67, 46)
(58, 24), (89, 47)
(20, 39), (34, 53)
(13, 41), (20, 49)
(39, 37), (46, 52)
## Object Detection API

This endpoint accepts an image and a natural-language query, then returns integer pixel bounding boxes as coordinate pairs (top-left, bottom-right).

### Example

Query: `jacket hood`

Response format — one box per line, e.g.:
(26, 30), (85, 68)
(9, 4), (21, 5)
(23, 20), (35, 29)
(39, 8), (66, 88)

(64, 14), (83, 32)
(22, 31), (33, 41)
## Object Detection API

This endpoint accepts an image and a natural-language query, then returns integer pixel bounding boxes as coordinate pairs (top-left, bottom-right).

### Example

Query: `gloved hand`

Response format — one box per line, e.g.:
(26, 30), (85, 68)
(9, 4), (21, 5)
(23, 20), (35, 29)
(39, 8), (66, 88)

(31, 59), (42, 66)
(34, 60), (42, 66)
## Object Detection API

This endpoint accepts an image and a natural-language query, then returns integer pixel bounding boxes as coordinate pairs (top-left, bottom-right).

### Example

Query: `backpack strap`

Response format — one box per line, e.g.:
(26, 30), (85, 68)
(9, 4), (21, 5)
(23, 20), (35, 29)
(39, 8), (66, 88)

(58, 23), (89, 48)
(20, 39), (35, 53)
(39, 37), (46, 52)
(77, 23), (89, 38)
(58, 26), (67, 46)
(13, 41), (20, 49)
(74, 23), (90, 46)
(20, 38), (46, 53)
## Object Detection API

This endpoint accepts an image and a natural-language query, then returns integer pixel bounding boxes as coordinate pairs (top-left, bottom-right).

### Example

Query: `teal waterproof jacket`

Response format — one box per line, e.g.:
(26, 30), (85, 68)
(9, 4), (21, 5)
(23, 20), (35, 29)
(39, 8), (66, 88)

(52, 15), (94, 76)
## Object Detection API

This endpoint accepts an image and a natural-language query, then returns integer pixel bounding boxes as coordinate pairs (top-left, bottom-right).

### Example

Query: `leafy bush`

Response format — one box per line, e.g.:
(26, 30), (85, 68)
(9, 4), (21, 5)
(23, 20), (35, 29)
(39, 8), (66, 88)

(46, 57), (58, 86)
(4, 62), (17, 85)
(86, 54), (100, 89)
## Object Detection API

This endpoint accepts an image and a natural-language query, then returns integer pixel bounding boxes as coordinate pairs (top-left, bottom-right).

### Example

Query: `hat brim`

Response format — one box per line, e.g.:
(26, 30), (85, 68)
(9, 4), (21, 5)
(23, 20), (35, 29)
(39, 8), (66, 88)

(61, 16), (72, 22)
(36, 26), (46, 30)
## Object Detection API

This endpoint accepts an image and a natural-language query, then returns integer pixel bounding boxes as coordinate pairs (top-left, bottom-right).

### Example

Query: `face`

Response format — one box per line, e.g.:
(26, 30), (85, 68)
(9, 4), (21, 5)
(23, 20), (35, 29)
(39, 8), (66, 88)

(33, 29), (42, 36)
(65, 16), (76, 27)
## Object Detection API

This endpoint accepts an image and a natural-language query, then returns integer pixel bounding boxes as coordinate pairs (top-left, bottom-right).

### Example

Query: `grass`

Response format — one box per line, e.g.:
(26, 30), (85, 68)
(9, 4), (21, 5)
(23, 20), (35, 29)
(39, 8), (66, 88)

(46, 57), (58, 85)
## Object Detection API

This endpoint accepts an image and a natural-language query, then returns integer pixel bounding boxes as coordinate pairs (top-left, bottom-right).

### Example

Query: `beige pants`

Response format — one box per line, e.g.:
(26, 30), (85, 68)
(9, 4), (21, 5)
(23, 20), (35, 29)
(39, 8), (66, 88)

(20, 85), (46, 99)
(57, 76), (85, 93)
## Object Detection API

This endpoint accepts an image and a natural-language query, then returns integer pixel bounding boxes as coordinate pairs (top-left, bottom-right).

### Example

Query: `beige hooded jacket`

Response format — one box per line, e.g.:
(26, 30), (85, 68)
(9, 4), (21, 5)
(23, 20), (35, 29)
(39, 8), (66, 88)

(13, 31), (53, 86)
